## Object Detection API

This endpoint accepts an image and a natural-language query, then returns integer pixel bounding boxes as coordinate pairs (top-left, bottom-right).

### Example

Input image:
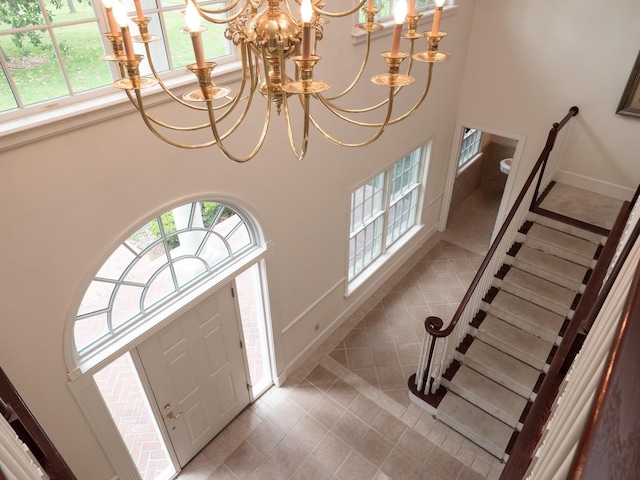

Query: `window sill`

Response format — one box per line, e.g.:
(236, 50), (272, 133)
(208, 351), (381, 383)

(0, 60), (243, 153)
(345, 224), (425, 297)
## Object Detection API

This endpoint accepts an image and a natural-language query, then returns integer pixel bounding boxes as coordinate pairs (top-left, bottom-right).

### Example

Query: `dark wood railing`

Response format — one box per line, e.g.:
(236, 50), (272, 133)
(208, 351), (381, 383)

(0, 367), (76, 479)
(411, 106), (579, 397)
(566, 240), (640, 479)
(501, 189), (640, 479)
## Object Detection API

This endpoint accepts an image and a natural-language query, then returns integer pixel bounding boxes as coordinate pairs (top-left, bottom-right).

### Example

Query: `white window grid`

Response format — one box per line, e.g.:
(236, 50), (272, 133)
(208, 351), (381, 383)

(358, 0), (434, 23)
(73, 200), (258, 358)
(0, 0), (233, 117)
(348, 148), (423, 280)
(458, 127), (482, 167)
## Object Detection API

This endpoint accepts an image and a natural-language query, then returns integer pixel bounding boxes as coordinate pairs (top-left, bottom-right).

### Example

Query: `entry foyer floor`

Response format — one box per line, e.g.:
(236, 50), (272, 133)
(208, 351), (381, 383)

(177, 182), (504, 480)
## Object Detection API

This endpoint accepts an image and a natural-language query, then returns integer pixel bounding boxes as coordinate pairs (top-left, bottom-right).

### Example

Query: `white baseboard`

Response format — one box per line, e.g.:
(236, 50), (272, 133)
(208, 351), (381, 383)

(554, 170), (635, 201)
(280, 223), (440, 380)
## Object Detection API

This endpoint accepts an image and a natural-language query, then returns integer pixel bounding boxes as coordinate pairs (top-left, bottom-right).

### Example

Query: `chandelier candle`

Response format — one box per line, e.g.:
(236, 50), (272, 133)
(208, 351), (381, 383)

(390, 1), (407, 57)
(431, 0), (445, 35)
(185, 1), (206, 69)
(101, 0), (119, 37)
(408, 0), (415, 16)
(133, 0), (145, 21)
(113, 1), (135, 60)
(301, 0), (312, 60)
(367, 0), (374, 11)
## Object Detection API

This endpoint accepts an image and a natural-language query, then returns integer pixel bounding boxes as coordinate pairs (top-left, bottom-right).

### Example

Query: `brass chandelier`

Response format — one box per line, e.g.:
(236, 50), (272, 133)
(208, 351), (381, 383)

(100, 0), (450, 162)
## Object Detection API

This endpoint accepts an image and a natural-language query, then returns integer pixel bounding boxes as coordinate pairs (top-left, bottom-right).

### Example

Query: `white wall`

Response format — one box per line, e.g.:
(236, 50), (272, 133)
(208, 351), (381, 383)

(0, 3), (475, 478)
(458, 0), (640, 200)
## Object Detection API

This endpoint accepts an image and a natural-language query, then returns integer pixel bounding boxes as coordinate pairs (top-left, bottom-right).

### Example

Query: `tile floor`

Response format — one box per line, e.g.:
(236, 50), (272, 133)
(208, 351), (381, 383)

(176, 184), (506, 480)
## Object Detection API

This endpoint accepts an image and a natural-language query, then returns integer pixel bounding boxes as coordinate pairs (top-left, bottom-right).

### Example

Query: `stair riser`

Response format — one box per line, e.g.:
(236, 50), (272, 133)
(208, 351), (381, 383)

(497, 280), (573, 316)
(443, 379), (522, 429)
(459, 354), (536, 400)
(437, 410), (509, 461)
(516, 233), (595, 268)
(527, 213), (606, 244)
(482, 303), (559, 344)
(474, 330), (548, 370)
(509, 258), (584, 292)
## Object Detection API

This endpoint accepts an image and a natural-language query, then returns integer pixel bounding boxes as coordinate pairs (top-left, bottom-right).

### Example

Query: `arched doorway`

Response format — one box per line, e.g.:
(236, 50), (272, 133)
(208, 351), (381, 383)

(66, 200), (274, 480)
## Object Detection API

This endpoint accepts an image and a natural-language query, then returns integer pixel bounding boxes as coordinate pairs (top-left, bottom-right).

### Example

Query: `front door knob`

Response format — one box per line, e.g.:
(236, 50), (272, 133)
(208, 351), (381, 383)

(166, 411), (183, 421)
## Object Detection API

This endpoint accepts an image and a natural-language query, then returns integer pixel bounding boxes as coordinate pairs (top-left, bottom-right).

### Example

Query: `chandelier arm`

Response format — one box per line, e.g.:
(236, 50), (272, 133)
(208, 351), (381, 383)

(385, 61), (434, 125)
(322, 37), (417, 109)
(195, 0), (249, 25)
(132, 89), (218, 148)
(308, 87), (394, 148)
(315, 61), (433, 127)
(280, 52), (309, 161)
(314, 0), (367, 18)
(141, 41), (208, 111)
(200, 47), (274, 163)
(323, 29), (372, 101)
(124, 88), (213, 131)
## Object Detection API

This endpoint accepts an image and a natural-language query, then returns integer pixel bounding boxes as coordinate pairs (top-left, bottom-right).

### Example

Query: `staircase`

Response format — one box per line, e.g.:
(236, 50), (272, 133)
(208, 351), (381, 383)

(435, 212), (607, 460)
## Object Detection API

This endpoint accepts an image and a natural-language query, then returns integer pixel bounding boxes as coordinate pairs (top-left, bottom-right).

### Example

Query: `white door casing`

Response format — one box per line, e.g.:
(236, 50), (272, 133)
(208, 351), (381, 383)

(137, 283), (250, 467)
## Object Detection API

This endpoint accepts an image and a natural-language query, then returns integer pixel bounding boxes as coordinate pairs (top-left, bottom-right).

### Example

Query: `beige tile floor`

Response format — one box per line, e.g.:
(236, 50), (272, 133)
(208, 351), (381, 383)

(177, 184), (505, 480)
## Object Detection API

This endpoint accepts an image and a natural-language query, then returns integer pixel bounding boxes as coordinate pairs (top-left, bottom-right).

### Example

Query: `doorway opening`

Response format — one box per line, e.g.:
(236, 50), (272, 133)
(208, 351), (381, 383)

(442, 125), (522, 256)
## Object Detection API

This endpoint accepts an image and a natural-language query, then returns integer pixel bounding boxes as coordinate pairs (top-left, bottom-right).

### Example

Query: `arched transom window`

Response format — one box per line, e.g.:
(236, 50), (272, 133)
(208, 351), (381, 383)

(74, 201), (258, 357)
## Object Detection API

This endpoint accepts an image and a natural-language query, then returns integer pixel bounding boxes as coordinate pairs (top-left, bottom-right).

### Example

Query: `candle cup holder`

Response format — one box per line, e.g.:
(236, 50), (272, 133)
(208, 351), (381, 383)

(403, 14), (423, 39)
(282, 55), (331, 94)
(132, 17), (160, 43)
(184, 62), (232, 102)
(413, 31), (451, 63)
(101, 33), (125, 61)
(113, 55), (159, 90)
(371, 52), (415, 87)
(356, 7), (382, 32)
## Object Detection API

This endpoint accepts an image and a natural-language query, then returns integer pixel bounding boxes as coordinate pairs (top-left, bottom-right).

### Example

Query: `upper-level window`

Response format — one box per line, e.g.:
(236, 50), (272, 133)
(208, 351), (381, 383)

(458, 127), (482, 168)
(348, 146), (426, 281)
(0, 0), (233, 117)
(358, 0), (434, 23)
(73, 200), (258, 358)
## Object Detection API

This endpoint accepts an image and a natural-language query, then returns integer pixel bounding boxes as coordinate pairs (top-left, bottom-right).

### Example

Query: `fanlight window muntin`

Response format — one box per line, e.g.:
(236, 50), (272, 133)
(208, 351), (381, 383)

(74, 201), (258, 357)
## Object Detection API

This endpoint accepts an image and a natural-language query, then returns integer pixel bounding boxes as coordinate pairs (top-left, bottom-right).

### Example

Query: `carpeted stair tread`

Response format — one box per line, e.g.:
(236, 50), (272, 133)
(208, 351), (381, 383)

(446, 365), (528, 428)
(527, 223), (599, 260)
(463, 340), (540, 399)
(438, 393), (513, 460)
(500, 267), (577, 314)
(476, 315), (554, 369)
(527, 213), (606, 244)
(485, 290), (565, 343)
(513, 245), (588, 286)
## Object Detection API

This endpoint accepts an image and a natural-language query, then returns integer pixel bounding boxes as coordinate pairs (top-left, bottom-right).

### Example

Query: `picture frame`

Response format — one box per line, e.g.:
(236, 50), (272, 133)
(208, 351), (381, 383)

(616, 49), (640, 118)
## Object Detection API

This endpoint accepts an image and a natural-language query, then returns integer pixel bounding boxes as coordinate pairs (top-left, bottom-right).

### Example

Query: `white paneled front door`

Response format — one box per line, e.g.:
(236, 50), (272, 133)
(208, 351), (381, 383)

(137, 284), (250, 467)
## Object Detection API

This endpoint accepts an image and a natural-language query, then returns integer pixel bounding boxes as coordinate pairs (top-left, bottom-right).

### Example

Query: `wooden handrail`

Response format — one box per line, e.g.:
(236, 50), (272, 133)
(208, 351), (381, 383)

(500, 201), (639, 479)
(567, 244), (640, 478)
(426, 106), (579, 337)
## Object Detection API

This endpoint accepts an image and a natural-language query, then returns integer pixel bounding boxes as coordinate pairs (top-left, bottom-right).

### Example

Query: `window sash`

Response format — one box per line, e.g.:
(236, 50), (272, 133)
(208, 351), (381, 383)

(348, 148), (423, 280)
(458, 128), (482, 167)
(0, 0), (236, 117)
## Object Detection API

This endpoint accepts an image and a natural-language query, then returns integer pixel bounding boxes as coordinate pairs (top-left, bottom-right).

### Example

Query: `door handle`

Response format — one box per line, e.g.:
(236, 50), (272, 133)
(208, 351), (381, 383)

(166, 411), (183, 421)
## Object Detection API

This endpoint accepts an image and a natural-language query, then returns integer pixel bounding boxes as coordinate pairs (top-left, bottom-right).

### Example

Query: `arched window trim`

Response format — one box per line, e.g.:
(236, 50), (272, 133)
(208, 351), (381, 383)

(65, 199), (268, 379)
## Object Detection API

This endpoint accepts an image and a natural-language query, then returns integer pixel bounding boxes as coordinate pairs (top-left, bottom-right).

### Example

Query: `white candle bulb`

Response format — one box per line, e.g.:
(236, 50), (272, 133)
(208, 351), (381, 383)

(112, 1), (135, 60)
(390, 0), (406, 57)
(301, 0), (312, 60)
(185, 1), (206, 69)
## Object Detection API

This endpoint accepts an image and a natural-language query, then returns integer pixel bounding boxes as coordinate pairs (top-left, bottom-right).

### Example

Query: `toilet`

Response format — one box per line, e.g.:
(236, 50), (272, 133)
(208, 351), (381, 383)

(500, 158), (512, 174)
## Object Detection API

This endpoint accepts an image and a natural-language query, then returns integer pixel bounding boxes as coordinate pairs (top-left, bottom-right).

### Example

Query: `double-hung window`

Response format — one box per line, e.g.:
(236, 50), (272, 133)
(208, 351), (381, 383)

(348, 146), (425, 281)
(358, 0), (434, 23)
(0, 0), (234, 117)
(458, 127), (482, 168)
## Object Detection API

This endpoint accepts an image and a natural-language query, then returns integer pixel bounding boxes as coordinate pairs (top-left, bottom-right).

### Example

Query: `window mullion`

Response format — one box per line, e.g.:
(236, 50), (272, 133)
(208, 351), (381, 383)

(381, 169), (392, 254)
